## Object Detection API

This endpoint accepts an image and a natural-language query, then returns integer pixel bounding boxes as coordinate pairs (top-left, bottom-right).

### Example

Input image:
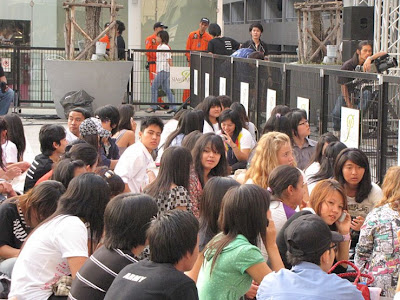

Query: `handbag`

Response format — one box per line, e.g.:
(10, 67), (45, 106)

(328, 260), (374, 300)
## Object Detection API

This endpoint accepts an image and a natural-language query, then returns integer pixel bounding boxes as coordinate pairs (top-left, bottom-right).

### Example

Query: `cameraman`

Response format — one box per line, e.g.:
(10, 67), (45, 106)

(332, 41), (386, 133)
(0, 63), (14, 115)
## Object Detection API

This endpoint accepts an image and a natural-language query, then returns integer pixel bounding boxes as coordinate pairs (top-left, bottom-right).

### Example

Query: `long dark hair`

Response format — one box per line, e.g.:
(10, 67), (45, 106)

(164, 110), (204, 149)
(334, 148), (372, 203)
(191, 133), (228, 187)
(117, 104), (135, 131)
(268, 165), (301, 200)
(199, 177), (240, 240)
(309, 141), (347, 184)
(201, 96), (222, 129)
(262, 113), (292, 139)
(205, 184), (270, 274)
(4, 114), (26, 162)
(144, 146), (192, 197)
(13, 180), (66, 227)
(230, 102), (249, 130)
(306, 132), (338, 168)
(51, 158), (86, 188)
(53, 173), (111, 253)
(219, 109), (242, 138)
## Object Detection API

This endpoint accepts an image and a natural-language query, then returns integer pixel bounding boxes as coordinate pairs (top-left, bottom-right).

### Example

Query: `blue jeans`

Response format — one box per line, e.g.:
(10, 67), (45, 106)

(332, 89), (372, 131)
(0, 257), (17, 278)
(150, 70), (175, 109)
(0, 88), (14, 115)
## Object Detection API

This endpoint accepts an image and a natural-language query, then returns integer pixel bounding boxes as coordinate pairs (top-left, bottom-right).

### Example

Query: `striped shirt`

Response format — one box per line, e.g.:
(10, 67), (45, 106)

(68, 246), (138, 300)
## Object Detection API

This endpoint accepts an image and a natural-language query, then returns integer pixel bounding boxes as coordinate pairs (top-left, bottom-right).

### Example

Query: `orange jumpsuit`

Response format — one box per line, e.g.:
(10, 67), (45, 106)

(99, 35), (110, 49)
(183, 29), (213, 101)
(145, 33), (165, 106)
(145, 33), (159, 83)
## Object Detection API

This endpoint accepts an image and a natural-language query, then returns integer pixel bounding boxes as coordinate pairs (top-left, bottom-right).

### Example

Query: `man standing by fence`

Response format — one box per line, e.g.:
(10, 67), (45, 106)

(182, 17), (213, 102)
(0, 63), (14, 115)
(145, 22), (168, 107)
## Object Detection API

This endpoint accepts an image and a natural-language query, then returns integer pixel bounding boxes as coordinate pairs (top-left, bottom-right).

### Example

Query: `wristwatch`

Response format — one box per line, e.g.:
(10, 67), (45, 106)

(366, 56), (373, 61)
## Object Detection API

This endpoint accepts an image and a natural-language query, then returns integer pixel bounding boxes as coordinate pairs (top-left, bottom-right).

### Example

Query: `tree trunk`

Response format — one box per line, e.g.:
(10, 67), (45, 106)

(310, 10), (323, 63)
(85, 0), (101, 60)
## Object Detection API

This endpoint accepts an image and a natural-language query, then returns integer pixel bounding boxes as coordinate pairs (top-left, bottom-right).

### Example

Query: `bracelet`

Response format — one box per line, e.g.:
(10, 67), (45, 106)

(342, 233), (351, 242)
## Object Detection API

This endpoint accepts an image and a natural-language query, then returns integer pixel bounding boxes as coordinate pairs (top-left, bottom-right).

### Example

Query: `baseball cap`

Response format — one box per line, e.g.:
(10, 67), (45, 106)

(200, 17), (210, 24)
(79, 117), (111, 138)
(285, 214), (344, 257)
(153, 22), (168, 30)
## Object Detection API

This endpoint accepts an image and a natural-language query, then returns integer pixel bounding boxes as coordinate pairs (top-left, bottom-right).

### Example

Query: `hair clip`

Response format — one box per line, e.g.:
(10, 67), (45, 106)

(104, 170), (115, 179)
(276, 113), (281, 118)
(267, 187), (273, 194)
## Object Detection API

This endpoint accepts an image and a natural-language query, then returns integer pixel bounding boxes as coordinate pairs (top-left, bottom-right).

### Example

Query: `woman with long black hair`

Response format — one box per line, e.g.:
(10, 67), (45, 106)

(9, 173), (111, 300)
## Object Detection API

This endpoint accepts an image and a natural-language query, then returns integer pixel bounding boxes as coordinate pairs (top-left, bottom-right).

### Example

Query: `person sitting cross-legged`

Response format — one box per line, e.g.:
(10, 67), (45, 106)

(256, 214), (363, 300)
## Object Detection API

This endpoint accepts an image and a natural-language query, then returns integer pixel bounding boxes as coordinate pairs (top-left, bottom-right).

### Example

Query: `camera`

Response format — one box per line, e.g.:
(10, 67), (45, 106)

(0, 82), (7, 93)
(374, 54), (398, 73)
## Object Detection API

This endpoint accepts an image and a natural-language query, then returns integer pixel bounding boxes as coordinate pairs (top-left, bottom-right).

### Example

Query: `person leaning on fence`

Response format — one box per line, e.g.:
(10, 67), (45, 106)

(0, 63), (14, 115)
(146, 31), (176, 114)
(331, 40), (387, 133)
(240, 23), (269, 57)
(256, 214), (363, 300)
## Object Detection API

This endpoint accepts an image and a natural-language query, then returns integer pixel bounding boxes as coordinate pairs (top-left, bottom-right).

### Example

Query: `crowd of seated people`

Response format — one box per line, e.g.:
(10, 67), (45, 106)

(1, 97), (400, 300)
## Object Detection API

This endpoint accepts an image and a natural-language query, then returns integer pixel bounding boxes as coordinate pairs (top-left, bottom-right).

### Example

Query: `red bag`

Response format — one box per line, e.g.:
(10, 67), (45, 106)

(328, 260), (374, 300)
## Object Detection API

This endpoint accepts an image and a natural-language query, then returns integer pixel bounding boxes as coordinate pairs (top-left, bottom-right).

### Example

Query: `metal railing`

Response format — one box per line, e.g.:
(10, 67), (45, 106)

(190, 52), (400, 183)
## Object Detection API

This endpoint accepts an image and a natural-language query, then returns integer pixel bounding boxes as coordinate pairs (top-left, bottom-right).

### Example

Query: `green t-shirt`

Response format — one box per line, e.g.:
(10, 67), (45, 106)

(197, 234), (265, 300)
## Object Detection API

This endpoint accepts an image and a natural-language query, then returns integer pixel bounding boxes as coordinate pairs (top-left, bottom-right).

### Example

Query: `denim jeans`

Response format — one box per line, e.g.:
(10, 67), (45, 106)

(331, 89), (372, 131)
(0, 88), (14, 115)
(0, 257), (17, 278)
(150, 70), (175, 110)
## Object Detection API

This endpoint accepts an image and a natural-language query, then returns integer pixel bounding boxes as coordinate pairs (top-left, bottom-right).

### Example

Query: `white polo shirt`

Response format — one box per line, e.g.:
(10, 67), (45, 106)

(114, 141), (156, 193)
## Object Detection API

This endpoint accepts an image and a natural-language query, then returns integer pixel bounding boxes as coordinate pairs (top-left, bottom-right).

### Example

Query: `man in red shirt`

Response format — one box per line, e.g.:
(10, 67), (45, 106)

(145, 22), (168, 108)
(183, 18), (212, 101)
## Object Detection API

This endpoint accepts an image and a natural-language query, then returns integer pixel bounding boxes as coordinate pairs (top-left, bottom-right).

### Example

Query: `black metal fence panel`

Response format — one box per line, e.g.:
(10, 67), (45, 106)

(191, 52), (400, 183)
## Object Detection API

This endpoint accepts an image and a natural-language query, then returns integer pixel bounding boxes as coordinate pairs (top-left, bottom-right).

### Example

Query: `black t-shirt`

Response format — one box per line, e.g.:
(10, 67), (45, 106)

(105, 260), (199, 300)
(207, 37), (240, 55)
(24, 153), (53, 192)
(0, 66), (4, 77)
(117, 36), (126, 60)
(241, 39), (269, 56)
(69, 246), (138, 300)
(337, 56), (360, 94)
(0, 200), (30, 251)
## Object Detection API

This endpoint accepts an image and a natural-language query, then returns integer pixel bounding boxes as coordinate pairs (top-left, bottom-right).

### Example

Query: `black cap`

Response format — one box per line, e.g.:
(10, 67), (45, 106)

(200, 17), (210, 24)
(154, 22), (168, 30)
(285, 214), (344, 257)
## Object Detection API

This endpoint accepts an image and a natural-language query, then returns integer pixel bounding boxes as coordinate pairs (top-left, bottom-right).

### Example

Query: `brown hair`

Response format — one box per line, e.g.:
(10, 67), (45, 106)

(376, 166), (400, 211)
(309, 179), (347, 215)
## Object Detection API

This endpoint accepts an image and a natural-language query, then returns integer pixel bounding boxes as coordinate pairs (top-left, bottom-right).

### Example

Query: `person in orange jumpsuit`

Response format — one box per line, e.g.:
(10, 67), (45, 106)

(145, 22), (168, 108)
(99, 22), (111, 50)
(183, 17), (212, 101)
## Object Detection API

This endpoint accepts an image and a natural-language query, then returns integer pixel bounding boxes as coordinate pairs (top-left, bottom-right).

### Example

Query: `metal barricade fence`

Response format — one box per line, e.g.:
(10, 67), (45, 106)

(190, 52), (400, 183)
(127, 49), (190, 108)
(0, 46), (78, 108)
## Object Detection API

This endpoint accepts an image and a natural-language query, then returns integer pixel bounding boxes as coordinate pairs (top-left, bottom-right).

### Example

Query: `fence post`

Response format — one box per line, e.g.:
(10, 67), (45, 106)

(230, 56), (234, 99)
(211, 55), (215, 96)
(282, 65), (291, 106)
(376, 80), (388, 184)
(320, 69), (329, 134)
(254, 60), (259, 131)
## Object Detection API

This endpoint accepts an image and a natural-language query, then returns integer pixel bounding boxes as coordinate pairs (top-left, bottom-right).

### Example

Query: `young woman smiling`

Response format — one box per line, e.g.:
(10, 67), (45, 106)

(218, 109), (255, 172)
